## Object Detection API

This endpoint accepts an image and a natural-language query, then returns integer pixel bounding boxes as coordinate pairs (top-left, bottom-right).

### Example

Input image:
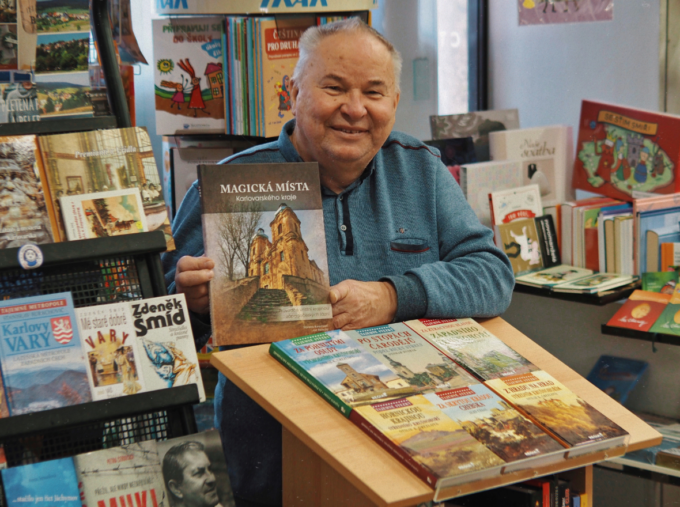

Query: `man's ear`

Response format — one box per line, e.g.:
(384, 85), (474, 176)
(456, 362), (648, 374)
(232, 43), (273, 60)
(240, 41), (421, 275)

(393, 91), (400, 110)
(289, 79), (299, 117)
(168, 480), (183, 499)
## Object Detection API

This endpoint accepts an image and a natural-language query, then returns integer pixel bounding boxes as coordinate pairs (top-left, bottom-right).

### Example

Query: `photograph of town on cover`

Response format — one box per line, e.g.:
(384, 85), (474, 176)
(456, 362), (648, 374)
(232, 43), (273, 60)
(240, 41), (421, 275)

(35, 32), (89, 74)
(36, 0), (89, 33)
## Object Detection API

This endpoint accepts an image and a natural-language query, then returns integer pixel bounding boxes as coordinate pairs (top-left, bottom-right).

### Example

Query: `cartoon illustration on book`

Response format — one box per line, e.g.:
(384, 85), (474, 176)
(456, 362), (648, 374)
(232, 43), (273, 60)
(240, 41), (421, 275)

(504, 226), (541, 265)
(142, 339), (197, 388)
(276, 75), (291, 118)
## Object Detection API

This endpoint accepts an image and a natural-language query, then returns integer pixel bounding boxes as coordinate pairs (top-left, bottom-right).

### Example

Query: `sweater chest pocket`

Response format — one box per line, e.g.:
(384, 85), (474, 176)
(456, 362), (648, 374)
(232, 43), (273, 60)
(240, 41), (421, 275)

(384, 237), (434, 274)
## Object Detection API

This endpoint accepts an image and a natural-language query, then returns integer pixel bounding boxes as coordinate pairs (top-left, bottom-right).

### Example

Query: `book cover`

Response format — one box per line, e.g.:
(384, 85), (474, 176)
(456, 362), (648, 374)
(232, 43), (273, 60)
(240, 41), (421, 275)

(641, 272), (678, 293)
(0, 292), (92, 415)
(661, 243), (680, 272)
(535, 215), (561, 268)
(573, 100), (680, 201)
(75, 441), (167, 507)
(485, 370), (628, 451)
(345, 322), (480, 394)
(2, 458), (81, 507)
(495, 218), (544, 275)
(152, 17), (225, 135)
(429, 109), (520, 162)
(76, 302), (146, 401)
(515, 265), (593, 288)
(38, 127), (175, 250)
(157, 429), (235, 507)
(0, 134), (58, 248)
(405, 318), (538, 380)
(606, 290), (671, 331)
(489, 125), (574, 207)
(586, 355), (648, 405)
(130, 294), (205, 401)
(59, 188), (148, 241)
(551, 273), (635, 294)
(646, 224), (680, 272)
(637, 207), (680, 275)
(199, 162), (333, 346)
(489, 184), (542, 226)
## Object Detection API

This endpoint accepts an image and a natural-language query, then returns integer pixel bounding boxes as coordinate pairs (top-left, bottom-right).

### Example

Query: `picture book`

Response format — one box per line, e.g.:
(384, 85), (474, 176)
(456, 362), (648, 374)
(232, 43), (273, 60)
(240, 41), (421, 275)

(489, 125), (574, 207)
(515, 265), (593, 288)
(199, 162), (333, 346)
(152, 17), (225, 135)
(488, 184), (542, 226)
(345, 322), (480, 394)
(641, 271), (678, 293)
(157, 430), (235, 507)
(38, 127), (175, 250)
(485, 370), (628, 455)
(572, 100), (680, 201)
(423, 385), (565, 470)
(75, 441), (167, 507)
(429, 109), (520, 162)
(495, 217), (544, 275)
(60, 188), (148, 241)
(0, 135), (58, 249)
(606, 290), (671, 332)
(130, 294), (205, 401)
(2, 457), (81, 507)
(0, 292), (92, 415)
(586, 355), (648, 405)
(76, 302), (146, 401)
(405, 318), (538, 380)
(551, 273), (636, 294)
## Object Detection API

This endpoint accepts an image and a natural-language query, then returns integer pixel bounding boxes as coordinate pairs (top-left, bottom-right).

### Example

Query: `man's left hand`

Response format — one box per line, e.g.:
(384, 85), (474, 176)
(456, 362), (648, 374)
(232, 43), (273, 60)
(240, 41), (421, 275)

(330, 280), (397, 330)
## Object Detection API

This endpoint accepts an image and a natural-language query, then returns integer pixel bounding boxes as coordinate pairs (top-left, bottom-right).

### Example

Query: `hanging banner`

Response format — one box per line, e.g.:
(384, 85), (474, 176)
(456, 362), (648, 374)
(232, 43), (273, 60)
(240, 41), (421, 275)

(518, 0), (613, 26)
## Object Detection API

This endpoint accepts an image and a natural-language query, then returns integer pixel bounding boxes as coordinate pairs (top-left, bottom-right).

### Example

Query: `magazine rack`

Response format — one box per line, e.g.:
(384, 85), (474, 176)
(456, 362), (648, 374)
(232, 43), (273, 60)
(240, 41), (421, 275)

(211, 317), (661, 506)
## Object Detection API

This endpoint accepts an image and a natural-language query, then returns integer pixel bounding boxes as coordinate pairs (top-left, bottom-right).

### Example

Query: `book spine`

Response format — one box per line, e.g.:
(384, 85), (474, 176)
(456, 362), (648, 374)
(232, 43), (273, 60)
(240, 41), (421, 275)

(222, 21), (231, 134)
(536, 215), (561, 268)
(269, 343), (352, 418)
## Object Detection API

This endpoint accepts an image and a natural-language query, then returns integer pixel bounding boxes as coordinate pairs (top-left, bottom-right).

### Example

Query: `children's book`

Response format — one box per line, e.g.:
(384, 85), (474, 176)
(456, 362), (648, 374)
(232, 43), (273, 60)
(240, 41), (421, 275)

(0, 292), (92, 415)
(551, 273), (636, 294)
(586, 355), (648, 405)
(494, 217), (545, 275)
(641, 272), (678, 293)
(515, 265), (593, 288)
(606, 290), (671, 332)
(2, 458), (81, 507)
(199, 162), (333, 346)
(488, 184), (542, 226)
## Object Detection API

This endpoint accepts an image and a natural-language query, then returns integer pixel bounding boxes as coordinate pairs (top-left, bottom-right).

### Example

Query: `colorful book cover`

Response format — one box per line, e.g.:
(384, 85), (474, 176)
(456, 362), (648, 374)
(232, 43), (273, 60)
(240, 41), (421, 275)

(157, 429), (235, 507)
(38, 127), (175, 250)
(405, 318), (538, 381)
(75, 441), (167, 507)
(345, 322), (480, 394)
(0, 134), (58, 248)
(76, 302), (146, 401)
(429, 109), (520, 162)
(641, 272), (677, 293)
(573, 100), (680, 201)
(606, 290), (671, 332)
(199, 162), (333, 346)
(515, 265), (594, 288)
(485, 370), (628, 451)
(489, 183), (542, 226)
(649, 284), (680, 336)
(495, 217), (544, 275)
(2, 457), (81, 507)
(36, 71), (94, 120)
(130, 294), (205, 401)
(0, 292), (92, 415)
(60, 188), (148, 241)
(552, 273), (635, 293)
(586, 355), (648, 405)
(489, 125), (574, 207)
(153, 17), (225, 135)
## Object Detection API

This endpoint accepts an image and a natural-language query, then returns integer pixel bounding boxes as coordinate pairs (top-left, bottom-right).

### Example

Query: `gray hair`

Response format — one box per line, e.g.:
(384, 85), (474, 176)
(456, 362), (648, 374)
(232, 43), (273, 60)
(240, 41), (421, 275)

(292, 17), (402, 93)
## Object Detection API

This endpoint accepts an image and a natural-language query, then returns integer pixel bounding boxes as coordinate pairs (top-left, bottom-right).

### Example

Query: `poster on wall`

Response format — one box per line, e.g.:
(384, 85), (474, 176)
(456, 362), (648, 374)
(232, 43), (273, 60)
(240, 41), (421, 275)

(518, 0), (613, 25)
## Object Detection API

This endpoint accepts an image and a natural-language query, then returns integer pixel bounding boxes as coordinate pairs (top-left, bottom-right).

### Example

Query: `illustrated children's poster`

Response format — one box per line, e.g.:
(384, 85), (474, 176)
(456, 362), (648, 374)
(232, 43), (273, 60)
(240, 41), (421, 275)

(518, 0), (613, 26)
(153, 17), (225, 134)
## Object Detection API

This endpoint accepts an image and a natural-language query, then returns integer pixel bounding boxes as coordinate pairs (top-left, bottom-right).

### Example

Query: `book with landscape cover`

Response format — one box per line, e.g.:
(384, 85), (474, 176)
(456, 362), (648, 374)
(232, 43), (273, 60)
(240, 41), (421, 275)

(199, 162), (333, 346)
(2, 458), (81, 507)
(405, 319), (538, 380)
(130, 294), (205, 401)
(0, 292), (92, 415)
(74, 441), (167, 507)
(76, 302), (146, 401)
(607, 290), (671, 332)
(38, 127), (175, 249)
(586, 355), (648, 405)
(485, 370), (629, 456)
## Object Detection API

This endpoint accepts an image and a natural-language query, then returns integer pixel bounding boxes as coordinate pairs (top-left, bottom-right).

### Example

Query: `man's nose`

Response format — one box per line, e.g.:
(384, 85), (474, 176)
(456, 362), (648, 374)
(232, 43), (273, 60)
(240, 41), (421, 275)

(340, 90), (367, 119)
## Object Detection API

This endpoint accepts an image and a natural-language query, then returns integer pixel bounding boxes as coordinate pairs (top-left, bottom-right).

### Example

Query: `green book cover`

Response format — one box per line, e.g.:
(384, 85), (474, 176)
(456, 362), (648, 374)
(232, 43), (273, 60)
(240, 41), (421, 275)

(649, 303), (680, 336)
(642, 271), (678, 293)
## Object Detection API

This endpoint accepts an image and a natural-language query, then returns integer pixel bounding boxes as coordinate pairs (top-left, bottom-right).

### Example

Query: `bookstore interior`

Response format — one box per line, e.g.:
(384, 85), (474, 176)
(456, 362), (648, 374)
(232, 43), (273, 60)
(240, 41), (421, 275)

(0, 0), (678, 506)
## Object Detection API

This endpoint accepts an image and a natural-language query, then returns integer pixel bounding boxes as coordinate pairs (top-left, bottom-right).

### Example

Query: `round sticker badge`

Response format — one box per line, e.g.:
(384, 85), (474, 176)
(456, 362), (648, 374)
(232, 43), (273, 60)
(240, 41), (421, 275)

(17, 243), (44, 270)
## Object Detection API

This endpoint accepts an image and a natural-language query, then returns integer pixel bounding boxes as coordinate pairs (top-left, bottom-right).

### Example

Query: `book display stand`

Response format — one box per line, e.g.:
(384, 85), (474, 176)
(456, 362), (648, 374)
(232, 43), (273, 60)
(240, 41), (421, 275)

(211, 317), (661, 505)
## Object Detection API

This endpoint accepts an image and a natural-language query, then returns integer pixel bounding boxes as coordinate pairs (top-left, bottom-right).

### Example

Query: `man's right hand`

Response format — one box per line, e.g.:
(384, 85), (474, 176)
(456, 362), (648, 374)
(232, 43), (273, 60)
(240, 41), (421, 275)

(175, 256), (214, 314)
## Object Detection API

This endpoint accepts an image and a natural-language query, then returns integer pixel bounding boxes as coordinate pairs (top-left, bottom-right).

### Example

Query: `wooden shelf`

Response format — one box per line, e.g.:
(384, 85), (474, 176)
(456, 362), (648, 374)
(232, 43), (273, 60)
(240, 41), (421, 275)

(514, 281), (639, 305)
(600, 325), (680, 347)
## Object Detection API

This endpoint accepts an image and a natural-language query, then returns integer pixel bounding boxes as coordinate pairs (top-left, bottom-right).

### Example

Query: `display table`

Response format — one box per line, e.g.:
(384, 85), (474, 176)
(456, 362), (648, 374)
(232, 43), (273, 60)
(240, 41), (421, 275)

(210, 317), (661, 506)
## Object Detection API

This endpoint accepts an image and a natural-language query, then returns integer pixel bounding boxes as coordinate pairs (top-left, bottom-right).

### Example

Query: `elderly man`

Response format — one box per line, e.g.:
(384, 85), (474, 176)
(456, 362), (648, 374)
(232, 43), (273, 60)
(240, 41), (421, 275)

(162, 18), (514, 507)
(162, 442), (222, 507)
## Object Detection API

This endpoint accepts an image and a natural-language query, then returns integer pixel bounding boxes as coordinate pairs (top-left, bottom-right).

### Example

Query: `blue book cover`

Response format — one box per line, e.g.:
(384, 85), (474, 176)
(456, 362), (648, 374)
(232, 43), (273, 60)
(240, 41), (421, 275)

(0, 292), (92, 415)
(2, 457), (81, 507)
(586, 355), (648, 405)
(638, 206), (680, 274)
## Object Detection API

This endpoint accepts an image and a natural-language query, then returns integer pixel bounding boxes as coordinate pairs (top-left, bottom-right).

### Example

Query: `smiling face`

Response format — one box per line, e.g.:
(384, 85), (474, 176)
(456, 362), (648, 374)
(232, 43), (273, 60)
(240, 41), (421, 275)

(289, 30), (400, 192)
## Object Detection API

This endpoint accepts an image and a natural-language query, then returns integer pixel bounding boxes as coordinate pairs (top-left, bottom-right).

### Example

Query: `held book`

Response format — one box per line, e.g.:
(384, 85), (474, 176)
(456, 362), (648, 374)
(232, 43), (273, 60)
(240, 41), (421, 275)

(586, 355), (648, 406)
(199, 162), (333, 346)
(2, 458), (81, 507)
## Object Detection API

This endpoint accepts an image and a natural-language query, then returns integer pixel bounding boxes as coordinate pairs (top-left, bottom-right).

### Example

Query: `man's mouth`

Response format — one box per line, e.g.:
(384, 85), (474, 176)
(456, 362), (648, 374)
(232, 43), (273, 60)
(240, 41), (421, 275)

(332, 126), (367, 135)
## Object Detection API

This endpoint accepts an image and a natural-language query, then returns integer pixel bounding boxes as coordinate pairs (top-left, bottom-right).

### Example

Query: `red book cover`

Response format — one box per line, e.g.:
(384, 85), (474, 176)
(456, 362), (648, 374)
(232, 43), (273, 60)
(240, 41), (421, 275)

(607, 290), (671, 331)
(572, 100), (680, 202)
(584, 226), (599, 272)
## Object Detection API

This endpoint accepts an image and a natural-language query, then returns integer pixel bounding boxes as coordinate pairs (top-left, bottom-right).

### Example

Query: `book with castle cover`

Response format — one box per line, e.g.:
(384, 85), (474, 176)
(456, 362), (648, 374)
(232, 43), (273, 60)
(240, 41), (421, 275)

(485, 370), (629, 457)
(74, 441), (168, 507)
(2, 457), (81, 507)
(572, 100), (680, 201)
(405, 318), (538, 381)
(489, 125), (574, 207)
(0, 135), (58, 249)
(0, 292), (92, 415)
(130, 294), (205, 401)
(76, 302), (146, 401)
(38, 127), (175, 250)
(607, 290), (671, 332)
(423, 385), (566, 472)
(152, 17), (225, 135)
(199, 162), (333, 346)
